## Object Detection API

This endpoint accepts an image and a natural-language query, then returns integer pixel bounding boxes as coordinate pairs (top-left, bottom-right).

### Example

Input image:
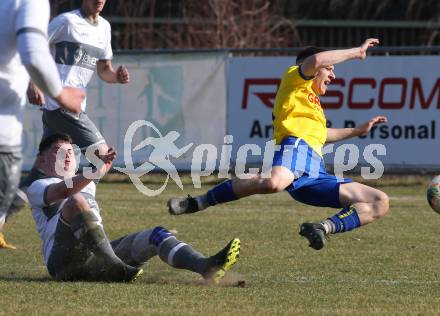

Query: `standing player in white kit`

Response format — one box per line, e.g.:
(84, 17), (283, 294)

(8, 0), (130, 227)
(0, 0), (84, 249)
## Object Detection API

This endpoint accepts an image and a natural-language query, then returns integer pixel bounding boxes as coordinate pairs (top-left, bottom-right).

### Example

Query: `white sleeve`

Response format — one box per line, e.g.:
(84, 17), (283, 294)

(15, 0), (62, 98)
(48, 14), (68, 44)
(100, 21), (113, 60)
(15, 0), (50, 37)
(27, 179), (55, 208)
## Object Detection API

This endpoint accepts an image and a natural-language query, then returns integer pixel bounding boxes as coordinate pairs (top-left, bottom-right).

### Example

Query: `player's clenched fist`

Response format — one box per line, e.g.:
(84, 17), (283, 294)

(116, 65), (129, 84)
(359, 38), (379, 60)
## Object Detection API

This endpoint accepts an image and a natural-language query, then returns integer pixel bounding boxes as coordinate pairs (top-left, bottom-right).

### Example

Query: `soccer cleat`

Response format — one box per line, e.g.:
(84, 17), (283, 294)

(204, 238), (241, 284)
(299, 223), (327, 250)
(106, 263), (144, 283)
(126, 267), (144, 283)
(0, 233), (16, 250)
(167, 195), (199, 215)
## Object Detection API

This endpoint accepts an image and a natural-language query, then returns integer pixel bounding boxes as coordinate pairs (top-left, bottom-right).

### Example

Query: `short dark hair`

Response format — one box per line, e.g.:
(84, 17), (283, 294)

(38, 133), (72, 154)
(296, 47), (326, 65)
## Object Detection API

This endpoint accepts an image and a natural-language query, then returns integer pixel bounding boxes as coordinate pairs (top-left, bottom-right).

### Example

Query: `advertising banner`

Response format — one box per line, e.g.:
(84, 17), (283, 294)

(227, 56), (440, 170)
(22, 52), (228, 171)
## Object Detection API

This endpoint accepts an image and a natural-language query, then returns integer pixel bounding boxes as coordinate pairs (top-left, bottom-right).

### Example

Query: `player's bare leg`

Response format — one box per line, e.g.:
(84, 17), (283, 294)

(338, 182), (390, 224)
(232, 166), (295, 197)
(168, 166), (295, 215)
(300, 182), (389, 250)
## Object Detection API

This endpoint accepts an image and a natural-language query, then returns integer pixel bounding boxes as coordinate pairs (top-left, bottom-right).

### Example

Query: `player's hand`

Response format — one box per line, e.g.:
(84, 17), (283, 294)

(359, 38), (379, 60)
(355, 116), (388, 136)
(116, 65), (129, 84)
(97, 147), (116, 177)
(55, 87), (85, 114)
(27, 82), (45, 106)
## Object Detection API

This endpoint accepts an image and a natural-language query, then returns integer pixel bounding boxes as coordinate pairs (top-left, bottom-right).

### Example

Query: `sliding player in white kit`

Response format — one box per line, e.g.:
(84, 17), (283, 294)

(8, 0), (129, 224)
(27, 133), (240, 282)
(0, 0), (84, 248)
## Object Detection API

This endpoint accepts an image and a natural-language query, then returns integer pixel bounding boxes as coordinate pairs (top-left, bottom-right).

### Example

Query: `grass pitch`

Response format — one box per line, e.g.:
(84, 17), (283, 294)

(1, 181), (440, 315)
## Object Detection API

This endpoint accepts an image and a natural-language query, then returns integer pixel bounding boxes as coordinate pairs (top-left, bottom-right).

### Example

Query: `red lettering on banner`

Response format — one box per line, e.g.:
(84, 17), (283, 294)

(410, 78), (440, 109)
(348, 78), (376, 109)
(379, 78), (407, 109)
(322, 78), (345, 109)
(241, 78), (280, 109)
(242, 77), (440, 110)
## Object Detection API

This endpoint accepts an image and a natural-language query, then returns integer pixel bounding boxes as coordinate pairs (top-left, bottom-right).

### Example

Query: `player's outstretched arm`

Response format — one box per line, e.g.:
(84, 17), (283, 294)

(45, 175), (93, 205)
(26, 80), (83, 114)
(97, 60), (130, 84)
(45, 148), (116, 204)
(301, 38), (379, 78)
(326, 116), (388, 143)
(54, 88), (84, 114)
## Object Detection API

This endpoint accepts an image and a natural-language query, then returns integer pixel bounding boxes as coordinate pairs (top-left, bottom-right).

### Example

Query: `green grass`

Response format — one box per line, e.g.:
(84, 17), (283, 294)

(1, 182), (440, 315)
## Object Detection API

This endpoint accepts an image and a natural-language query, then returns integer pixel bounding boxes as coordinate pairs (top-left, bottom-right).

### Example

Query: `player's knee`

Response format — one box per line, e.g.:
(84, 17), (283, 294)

(63, 194), (89, 217)
(260, 178), (285, 194)
(374, 191), (389, 218)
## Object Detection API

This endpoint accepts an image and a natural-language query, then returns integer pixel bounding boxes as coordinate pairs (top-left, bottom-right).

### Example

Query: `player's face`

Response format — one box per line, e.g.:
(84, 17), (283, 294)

(43, 141), (76, 178)
(312, 66), (335, 95)
(82, 0), (106, 15)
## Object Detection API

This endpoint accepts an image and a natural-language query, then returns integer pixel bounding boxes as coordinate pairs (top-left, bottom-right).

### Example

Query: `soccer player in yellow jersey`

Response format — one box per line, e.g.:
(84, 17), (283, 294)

(168, 38), (390, 250)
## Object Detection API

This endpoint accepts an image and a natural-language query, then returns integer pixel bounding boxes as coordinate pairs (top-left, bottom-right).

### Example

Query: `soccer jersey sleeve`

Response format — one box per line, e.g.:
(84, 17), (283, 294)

(27, 178), (60, 208)
(15, 0), (62, 98)
(48, 14), (68, 45)
(282, 65), (311, 87)
(100, 21), (113, 60)
(15, 0), (49, 37)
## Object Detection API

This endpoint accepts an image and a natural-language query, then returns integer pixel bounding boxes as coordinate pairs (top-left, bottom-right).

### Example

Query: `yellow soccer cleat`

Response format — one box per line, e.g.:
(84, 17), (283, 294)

(0, 233), (16, 250)
(128, 267), (144, 283)
(205, 238), (241, 284)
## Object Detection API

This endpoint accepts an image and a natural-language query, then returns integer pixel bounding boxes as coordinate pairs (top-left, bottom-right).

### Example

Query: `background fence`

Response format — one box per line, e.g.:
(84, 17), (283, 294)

(51, 0), (440, 50)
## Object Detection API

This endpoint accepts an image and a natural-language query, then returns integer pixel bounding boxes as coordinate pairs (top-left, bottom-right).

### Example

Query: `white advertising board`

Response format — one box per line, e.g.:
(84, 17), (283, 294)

(227, 56), (440, 169)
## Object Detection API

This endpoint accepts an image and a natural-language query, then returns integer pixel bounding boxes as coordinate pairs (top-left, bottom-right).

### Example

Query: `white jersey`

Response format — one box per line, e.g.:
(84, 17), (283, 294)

(0, 0), (50, 151)
(27, 177), (98, 264)
(44, 9), (113, 112)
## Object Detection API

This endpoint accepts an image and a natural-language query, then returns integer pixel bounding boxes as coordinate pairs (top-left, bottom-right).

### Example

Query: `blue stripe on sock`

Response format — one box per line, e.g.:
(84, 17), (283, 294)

(328, 207), (361, 233)
(206, 180), (237, 206)
(149, 226), (172, 247)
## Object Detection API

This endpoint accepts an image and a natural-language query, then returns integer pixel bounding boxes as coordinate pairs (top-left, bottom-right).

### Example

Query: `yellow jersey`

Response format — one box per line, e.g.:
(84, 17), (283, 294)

(272, 65), (327, 156)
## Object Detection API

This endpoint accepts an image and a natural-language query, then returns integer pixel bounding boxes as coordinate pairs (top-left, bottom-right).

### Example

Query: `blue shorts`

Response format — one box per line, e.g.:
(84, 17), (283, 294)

(272, 137), (352, 208)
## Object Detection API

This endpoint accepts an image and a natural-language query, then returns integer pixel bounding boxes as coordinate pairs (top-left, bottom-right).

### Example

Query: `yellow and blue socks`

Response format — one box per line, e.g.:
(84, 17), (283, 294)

(321, 206), (361, 234)
(195, 180), (237, 211)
